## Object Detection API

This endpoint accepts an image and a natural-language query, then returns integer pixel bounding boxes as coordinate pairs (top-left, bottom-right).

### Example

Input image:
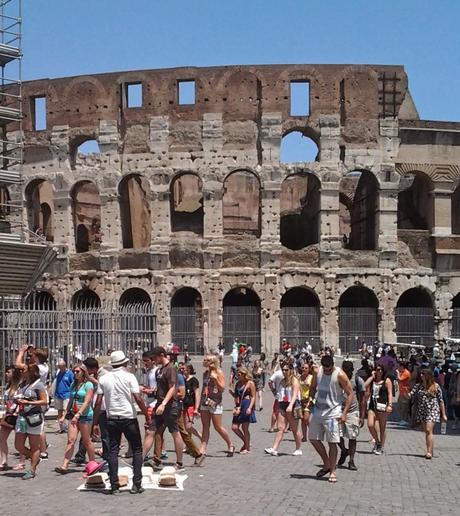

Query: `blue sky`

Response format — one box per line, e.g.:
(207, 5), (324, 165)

(23, 0), (460, 123)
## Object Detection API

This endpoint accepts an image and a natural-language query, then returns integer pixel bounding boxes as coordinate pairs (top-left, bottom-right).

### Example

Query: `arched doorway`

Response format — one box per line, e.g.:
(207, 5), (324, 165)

(395, 288), (434, 346)
(119, 288), (155, 356)
(280, 288), (320, 352)
(71, 289), (102, 358)
(339, 286), (379, 353)
(25, 179), (54, 241)
(223, 171), (260, 236)
(452, 293), (460, 337)
(170, 287), (203, 354)
(280, 173), (320, 249)
(223, 288), (261, 353)
(71, 181), (102, 253)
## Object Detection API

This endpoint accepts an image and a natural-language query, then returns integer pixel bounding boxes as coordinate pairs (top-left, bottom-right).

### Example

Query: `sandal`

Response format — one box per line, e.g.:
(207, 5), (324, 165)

(54, 466), (69, 474)
(328, 474), (337, 483)
(425, 453), (432, 460)
(22, 470), (35, 480)
(12, 463), (25, 471)
(316, 467), (330, 478)
(226, 446), (235, 457)
(0, 464), (8, 471)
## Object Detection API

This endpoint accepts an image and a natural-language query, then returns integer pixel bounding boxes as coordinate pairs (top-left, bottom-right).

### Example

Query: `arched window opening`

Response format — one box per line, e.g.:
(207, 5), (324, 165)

(223, 170), (260, 236)
(77, 139), (100, 155)
(338, 286), (379, 354)
(395, 287), (434, 346)
(340, 171), (378, 250)
(120, 288), (151, 306)
(119, 175), (151, 249)
(24, 290), (56, 311)
(71, 289), (101, 310)
(71, 181), (101, 253)
(171, 287), (203, 354)
(280, 173), (320, 250)
(452, 293), (460, 337)
(280, 131), (319, 164)
(398, 173), (433, 230)
(170, 173), (203, 235)
(223, 287), (261, 353)
(452, 185), (460, 235)
(280, 287), (320, 351)
(25, 179), (54, 241)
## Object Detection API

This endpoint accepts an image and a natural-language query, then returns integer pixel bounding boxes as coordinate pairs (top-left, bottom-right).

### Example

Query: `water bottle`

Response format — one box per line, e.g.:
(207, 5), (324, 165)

(441, 421), (447, 435)
(18, 415), (27, 433)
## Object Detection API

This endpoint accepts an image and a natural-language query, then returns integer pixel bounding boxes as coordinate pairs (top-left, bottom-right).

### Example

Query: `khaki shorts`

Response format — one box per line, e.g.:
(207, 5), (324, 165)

(340, 412), (360, 440)
(309, 415), (340, 443)
(54, 398), (70, 411)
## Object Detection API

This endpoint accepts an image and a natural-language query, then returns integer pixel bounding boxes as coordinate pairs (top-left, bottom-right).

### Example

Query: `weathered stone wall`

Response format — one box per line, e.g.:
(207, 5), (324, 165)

(8, 64), (460, 353)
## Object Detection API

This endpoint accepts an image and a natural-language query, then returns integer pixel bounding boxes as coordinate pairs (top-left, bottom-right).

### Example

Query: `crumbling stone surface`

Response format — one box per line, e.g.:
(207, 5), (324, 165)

(7, 63), (460, 352)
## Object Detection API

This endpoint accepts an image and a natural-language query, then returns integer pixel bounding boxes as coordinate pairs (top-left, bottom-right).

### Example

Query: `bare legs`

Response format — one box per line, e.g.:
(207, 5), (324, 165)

(232, 422), (251, 452)
(310, 440), (338, 480)
(0, 425), (12, 466)
(199, 410), (233, 455)
(301, 411), (310, 441)
(367, 411), (388, 449)
(271, 412), (301, 452)
(60, 422), (95, 469)
(14, 433), (41, 475)
(422, 421), (434, 457)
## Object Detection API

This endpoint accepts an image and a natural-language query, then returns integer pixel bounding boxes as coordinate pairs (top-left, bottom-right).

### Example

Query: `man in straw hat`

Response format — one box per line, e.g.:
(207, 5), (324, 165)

(94, 350), (148, 495)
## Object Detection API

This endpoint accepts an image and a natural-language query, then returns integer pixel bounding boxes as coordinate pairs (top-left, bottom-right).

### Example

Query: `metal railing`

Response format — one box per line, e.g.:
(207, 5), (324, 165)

(0, 297), (156, 389)
(280, 306), (321, 352)
(338, 307), (379, 354)
(222, 306), (261, 353)
(395, 307), (434, 347)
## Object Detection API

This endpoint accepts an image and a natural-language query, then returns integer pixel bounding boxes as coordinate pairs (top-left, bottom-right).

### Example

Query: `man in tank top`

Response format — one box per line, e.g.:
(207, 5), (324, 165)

(309, 354), (353, 484)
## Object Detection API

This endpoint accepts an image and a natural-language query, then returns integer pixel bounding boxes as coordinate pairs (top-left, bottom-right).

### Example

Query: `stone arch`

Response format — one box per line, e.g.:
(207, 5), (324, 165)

(340, 170), (379, 250)
(119, 288), (155, 350)
(170, 172), (203, 235)
(118, 174), (151, 249)
(222, 287), (261, 353)
(119, 288), (152, 306)
(280, 287), (320, 351)
(71, 289), (101, 309)
(24, 290), (56, 310)
(280, 172), (320, 249)
(25, 178), (54, 241)
(223, 170), (261, 236)
(71, 180), (102, 253)
(170, 287), (203, 354)
(338, 286), (379, 353)
(395, 287), (434, 346)
(280, 128), (319, 164)
(397, 171), (433, 230)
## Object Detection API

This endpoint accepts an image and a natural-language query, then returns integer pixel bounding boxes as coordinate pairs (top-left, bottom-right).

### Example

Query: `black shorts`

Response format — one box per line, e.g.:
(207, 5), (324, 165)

(150, 401), (180, 433)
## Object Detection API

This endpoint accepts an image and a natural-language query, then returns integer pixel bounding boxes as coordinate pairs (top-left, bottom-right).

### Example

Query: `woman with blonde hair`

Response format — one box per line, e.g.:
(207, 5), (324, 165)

(199, 355), (234, 457)
(232, 367), (256, 453)
(410, 368), (447, 459)
(55, 363), (96, 473)
(298, 362), (313, 442)
(265, 363), (302, 456)
(252, 360), (264, 411)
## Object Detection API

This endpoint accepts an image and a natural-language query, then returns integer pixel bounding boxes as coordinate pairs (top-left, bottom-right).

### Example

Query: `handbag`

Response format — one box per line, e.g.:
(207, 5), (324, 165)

(203, 397), (218, 409)
(375, 401), (387, 412)
(294, 405), (303, 420)
(23, 408), (44, 427)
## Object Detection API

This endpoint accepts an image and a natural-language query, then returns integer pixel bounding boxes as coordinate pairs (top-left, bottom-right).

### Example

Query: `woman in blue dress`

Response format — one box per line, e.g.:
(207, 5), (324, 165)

(231, 367), (256, 454)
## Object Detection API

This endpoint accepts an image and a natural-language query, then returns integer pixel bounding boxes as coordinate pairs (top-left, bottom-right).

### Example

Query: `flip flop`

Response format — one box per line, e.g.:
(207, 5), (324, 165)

(328, 475), (337, 483)
(54, 466), (70, 474)
(316, 468), (330, 478)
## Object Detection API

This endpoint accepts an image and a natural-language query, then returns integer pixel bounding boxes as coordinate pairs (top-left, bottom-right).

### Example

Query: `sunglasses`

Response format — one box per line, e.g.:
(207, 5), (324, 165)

(282, 368), (289, 372)
(73, 370), (82, 374)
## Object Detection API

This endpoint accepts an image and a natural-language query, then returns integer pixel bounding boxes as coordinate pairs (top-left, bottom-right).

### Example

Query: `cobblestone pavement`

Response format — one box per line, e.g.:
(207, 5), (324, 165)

(1, 358), (460, 515)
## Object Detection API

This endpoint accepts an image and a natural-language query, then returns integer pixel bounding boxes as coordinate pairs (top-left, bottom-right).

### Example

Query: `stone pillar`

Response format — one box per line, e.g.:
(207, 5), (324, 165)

(319, 115), (340, 163)
(202, 113), (223, 157)
(207, 276), (223, 354)
(260, 112), (282, 165)
(262, 273), (279, 356)
(378, 180), (398, 267)
(432, 187), (452, 236)
(260, 182), (281, 268)
(54, 189), (73, 252)
(380, 275), (396, 344)
(153, 275), (170, 345)
(150, 173), (170, 270)
(323, 274), (339, 348)
(203, 183), (223, 269)
(100, 187), (121, 251)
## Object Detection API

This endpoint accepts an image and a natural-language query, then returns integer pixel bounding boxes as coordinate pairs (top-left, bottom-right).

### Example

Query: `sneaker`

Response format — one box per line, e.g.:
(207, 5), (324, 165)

(371, 443), (379, 454)
(110, 488), (121, 496)
(40, 452), (48, 460)
(144, 459), (162, 472)
(348, 461), (358, 471)
(374, 446), (384, 455)
(130, 484), (145, 494)
(22, 470), (35, 480)
(160, 451), (168, 460)
(264, 448), (278, 456)
(292, 449), (303, 456)
(194, 454), (205, 467)
(174, 463), (185, 473)
(337, 449), (349, 466)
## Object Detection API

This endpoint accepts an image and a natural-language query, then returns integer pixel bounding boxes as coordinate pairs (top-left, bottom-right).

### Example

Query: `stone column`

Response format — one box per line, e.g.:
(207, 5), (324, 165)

(153, 275), (170, 345)
(53, 189), (73, 252)
(432, 187), (452, 236)
(150, 172), (171, 270)
(323, 274), (339, 348)
(262, 273), (279, 357)
(206, 275), (223, 354)
(203, 183), (223, 269)
(260, 182), (281, 268)
(378, 180), (399, 267)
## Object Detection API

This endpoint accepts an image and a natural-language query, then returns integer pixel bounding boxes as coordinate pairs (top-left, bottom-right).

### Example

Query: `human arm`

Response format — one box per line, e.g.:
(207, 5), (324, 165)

(338, 371), (353, 423)
(155, 368), (177, 416)
(132, 392), (148, 418)
(193, 379), (200, 415)
(247, 381), (256, 415)
(211, 370), (226, 392)
(385, 378), (393, 412)
(15, 344), (29, 369)
(437, 385), (447, 422)
(357, 377), (366, 425)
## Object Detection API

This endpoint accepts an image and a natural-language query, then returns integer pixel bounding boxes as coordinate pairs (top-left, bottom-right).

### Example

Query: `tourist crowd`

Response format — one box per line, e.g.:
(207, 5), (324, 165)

(0, 339), (457, 492)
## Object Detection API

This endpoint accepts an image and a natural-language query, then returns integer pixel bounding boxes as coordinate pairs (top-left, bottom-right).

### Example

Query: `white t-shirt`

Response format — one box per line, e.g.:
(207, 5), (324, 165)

(38, 363), (49, 384)
(97, 367), (140, 418)
(143, 366), (158, 408)
(269, 369), (284, 393)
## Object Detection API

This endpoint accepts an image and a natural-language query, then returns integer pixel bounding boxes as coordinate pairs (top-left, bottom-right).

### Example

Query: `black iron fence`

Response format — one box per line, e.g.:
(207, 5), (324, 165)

(280, 306), (321, 352)
(395, 307), (434, 347)
(338, 307), (379, 354)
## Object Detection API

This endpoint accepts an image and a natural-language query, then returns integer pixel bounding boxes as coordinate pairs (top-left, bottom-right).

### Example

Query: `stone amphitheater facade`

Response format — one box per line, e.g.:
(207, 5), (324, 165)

(6, 64), (460, 354)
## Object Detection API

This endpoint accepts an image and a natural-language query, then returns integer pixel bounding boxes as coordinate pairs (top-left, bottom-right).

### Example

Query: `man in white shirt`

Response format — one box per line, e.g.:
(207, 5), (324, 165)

(268, 364), (285, 433)
(140, 350), (159, 461)
(94, 351), (148, 495)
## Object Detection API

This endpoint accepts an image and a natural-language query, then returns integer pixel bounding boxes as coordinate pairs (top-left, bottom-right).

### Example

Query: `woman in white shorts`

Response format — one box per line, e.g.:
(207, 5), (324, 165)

(199, 355), (234, 456)
(14, 364), (48, 480)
